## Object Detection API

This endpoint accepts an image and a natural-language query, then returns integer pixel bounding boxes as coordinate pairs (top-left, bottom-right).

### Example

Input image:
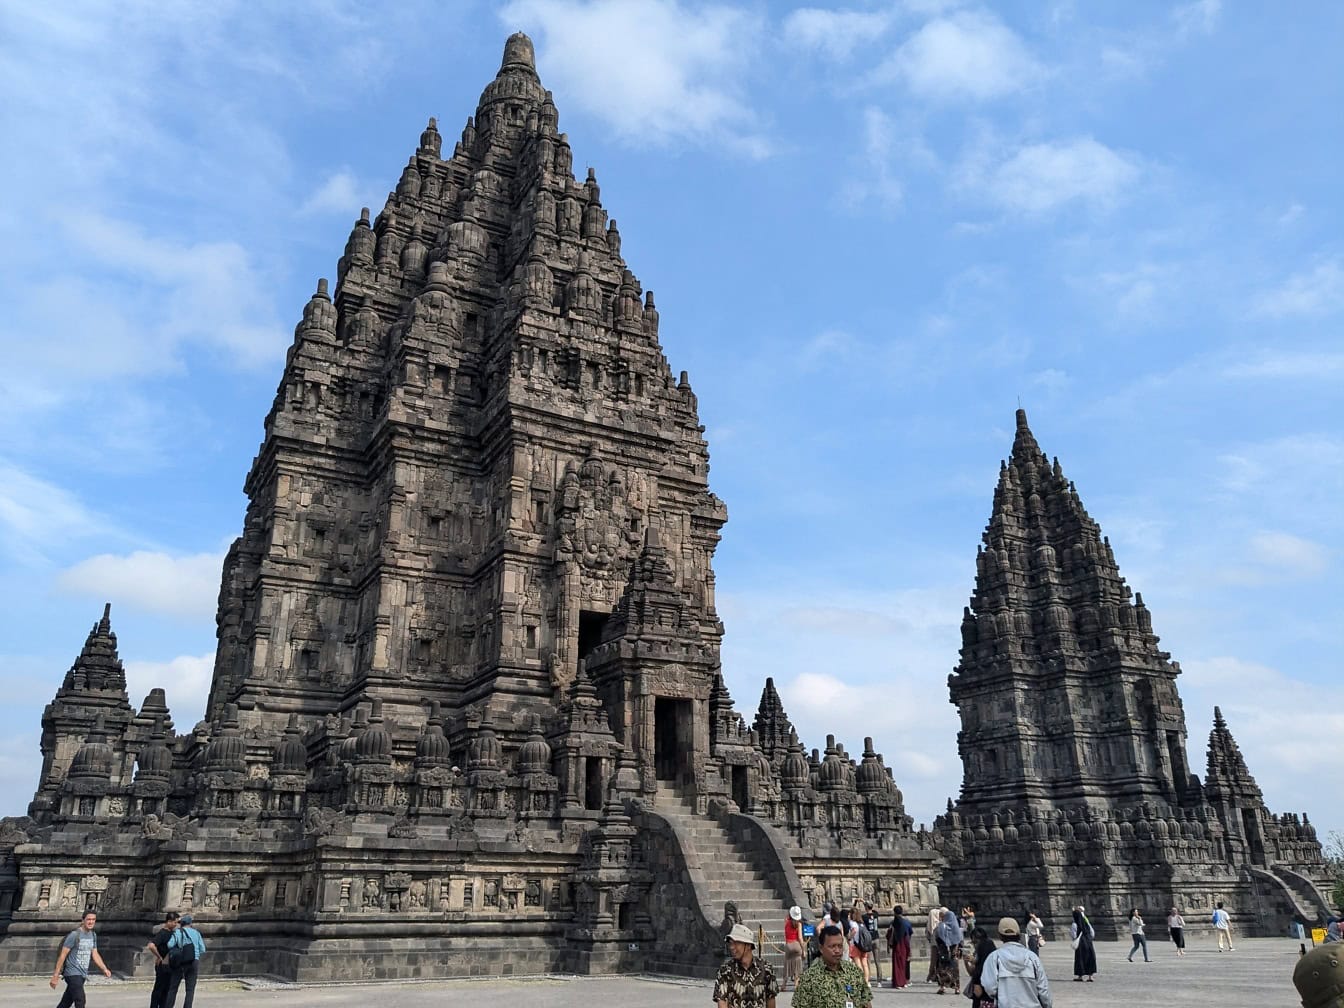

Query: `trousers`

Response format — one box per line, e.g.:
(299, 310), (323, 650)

(56, 975), (87, 1008)
(1128, 934), (1149, 961)
(165, 961), (199, 1008)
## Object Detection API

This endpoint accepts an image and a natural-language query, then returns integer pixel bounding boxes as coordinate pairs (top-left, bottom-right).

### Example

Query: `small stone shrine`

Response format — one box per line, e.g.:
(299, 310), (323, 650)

(934, 410), (1335, 938)
(0, 35), (936, 980)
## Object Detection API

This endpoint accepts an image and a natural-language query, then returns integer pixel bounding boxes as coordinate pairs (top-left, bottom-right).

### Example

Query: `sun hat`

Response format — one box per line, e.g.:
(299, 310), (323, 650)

(790, 906), (802, 921)
(728, 923), (757, 946)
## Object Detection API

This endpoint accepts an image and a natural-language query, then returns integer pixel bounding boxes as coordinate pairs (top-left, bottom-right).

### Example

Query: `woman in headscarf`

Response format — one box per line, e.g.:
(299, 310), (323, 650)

(933, 908), (964, 994)
(926, 906), (943, 982)
(1070, 907), (1098, 981)
(887, 904), (913, 988)
(965, 926), (998, 1008)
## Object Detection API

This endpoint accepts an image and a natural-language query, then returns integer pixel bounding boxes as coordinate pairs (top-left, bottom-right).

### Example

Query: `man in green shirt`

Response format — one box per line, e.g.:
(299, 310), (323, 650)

(793, 924), (873, 1008)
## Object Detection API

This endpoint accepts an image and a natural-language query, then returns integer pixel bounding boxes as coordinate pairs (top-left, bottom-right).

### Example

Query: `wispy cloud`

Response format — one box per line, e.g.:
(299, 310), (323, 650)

(299, 170), (366, 216)
(0, 463), (118, 568)
(500, 0), (771, 156)
(1256, 258), (1344, 317)
(875, 9), (1043, 101)
(782, 7), (895, 60)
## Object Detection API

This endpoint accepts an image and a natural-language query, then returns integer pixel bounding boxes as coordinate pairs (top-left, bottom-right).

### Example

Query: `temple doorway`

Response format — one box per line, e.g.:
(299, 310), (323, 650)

(654, 697), (693, 786)
(731, 764), (749, 811)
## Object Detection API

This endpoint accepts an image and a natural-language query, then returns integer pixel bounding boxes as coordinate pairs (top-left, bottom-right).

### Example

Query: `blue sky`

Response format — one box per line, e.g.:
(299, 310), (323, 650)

(1, 1), (1340, 845)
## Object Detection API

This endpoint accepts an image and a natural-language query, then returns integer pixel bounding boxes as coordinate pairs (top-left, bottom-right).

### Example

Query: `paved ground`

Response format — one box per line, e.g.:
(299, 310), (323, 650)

(0, 938), (1308, 1007)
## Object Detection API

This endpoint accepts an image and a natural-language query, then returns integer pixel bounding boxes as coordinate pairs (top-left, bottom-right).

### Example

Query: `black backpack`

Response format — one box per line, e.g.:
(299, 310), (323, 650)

(168, 932), (197, 968)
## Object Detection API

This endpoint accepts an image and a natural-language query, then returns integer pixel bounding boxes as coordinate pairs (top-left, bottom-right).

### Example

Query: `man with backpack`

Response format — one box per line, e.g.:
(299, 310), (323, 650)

(164, 913), (206, 1008)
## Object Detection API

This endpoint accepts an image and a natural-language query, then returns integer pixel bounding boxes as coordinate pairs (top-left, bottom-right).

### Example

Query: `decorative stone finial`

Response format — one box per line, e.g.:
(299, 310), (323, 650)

(501, 32), (536, 72)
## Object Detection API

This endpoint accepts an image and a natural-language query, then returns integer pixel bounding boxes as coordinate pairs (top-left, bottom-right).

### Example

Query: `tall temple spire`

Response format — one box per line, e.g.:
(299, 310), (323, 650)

(1204, 706), (1264, 803)
(62, 602), (128, 694)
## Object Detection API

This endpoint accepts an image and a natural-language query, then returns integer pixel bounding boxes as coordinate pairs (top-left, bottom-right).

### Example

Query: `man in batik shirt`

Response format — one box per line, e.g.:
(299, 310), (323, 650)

(714, 923), (780, 1008)
(793, 925), (873, 1008)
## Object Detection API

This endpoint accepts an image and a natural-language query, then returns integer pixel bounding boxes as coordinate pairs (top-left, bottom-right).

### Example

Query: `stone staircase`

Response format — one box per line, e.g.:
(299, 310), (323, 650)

(653, 784), (793, 960)
(1270, 865), (1334, 921)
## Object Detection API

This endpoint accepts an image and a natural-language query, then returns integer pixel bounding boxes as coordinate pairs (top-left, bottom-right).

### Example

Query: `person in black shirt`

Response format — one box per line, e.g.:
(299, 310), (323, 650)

(144, 912), (179, 1008)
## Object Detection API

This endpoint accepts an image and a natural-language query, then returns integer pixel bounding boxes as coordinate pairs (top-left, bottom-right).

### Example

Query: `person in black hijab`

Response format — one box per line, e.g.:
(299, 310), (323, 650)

(1070, 907), (1097, 981)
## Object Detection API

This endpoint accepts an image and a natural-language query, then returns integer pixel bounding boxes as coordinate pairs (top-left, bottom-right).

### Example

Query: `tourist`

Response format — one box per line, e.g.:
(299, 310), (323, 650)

(1025, 911), (1045, 955)
(783, 905), (804, 989)
(981, 917), (1052, 1008)
(1212, 901), (1235, 951)
(845, 907), (872, 982)
(1293, 941), (1344, 1008)
(886, 904), (913, 988)
(926, 906), (944, 982)
(1126, 908), (1151, 962)
(50, 910), (113, 1008)
(1070, 907), (1097, 982)
(1324, 914), (1341, 943)
(1167, 907), (1187, 955)
(933, 908), (964, 995)
(862, 902), (882, 985)
(965, 926), (997, 1008)
(792, 924), (873, 1008)
(713, 922), (780, 1008)
(145, 912), (179, 1008)
(962, 905), (978, 935)
(164, 913), (205, 1008)
(837, 908), (852, 961)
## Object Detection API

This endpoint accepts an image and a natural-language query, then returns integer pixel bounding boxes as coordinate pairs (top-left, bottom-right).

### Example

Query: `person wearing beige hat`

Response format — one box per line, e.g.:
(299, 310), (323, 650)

(783, 905), (805, 989)
(1294, 942), (1344, 1008)
(714, 922), (780, 1008)
(979, 917), (1052, 1008)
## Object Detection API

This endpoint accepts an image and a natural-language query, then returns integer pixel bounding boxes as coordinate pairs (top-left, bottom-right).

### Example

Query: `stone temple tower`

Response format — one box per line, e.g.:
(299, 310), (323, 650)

(935, 409), (1333, 937)
(208, 31), (727, 793)
(1, 35), (934, 979)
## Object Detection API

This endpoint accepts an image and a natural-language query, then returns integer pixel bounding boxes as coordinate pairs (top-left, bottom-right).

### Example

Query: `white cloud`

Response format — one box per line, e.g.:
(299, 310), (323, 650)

(878, 10), (1043, 101)
(1246, 531), (1329, 580)
(299, 170), (365, 216)
(1179, 655), (1343, 831)
(977, 138), (1139, 214)
(500, 0), (770, 155)
(1256, 258), (1344, 317)
(782, 8), (894, 60)
(124, 653), (216, 730)
(58, 550), (225, 619)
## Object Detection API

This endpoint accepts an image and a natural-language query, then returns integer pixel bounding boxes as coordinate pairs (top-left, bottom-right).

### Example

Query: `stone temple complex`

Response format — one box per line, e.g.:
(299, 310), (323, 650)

(0, 33), (1333, 981)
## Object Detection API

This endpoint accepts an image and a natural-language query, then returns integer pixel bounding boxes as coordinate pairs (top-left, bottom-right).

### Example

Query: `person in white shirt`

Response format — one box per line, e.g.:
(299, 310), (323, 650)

(1212, 902), (1234, 951)
(1127, 909), (1150, 962)
(1167, 907), (1186, 956)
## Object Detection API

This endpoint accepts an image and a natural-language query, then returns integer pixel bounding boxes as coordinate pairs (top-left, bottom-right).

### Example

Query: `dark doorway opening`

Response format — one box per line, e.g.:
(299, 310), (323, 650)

(1241, 808), (1265, 866)
(578, 610), (609, 665)
(584, 757), (604, 811)
(654, 697), (693, 785)
(731, 764), (749, 811)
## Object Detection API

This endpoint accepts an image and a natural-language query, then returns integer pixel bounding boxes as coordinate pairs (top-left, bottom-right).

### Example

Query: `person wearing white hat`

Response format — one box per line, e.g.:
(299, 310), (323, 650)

(783, 905), (805, 989)
(714, 922), (780, 1008)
